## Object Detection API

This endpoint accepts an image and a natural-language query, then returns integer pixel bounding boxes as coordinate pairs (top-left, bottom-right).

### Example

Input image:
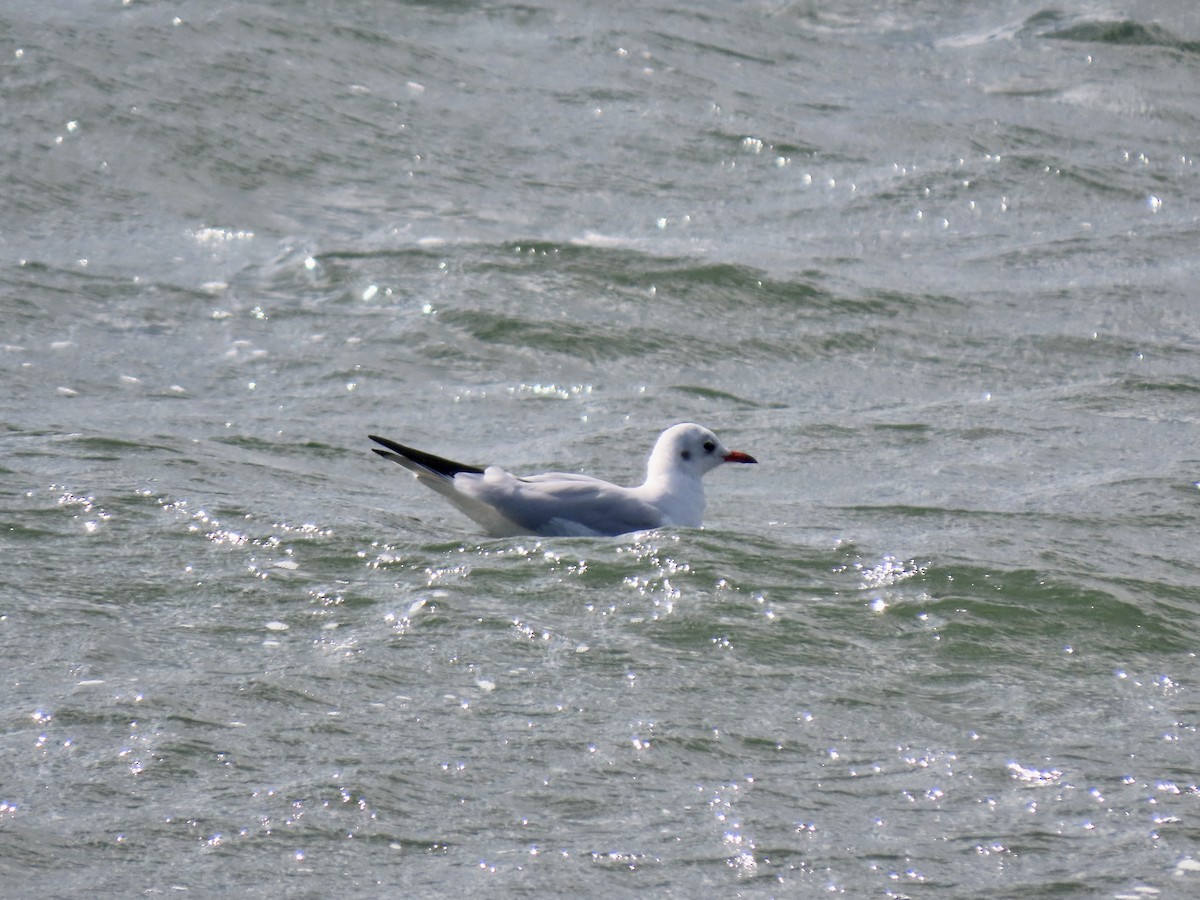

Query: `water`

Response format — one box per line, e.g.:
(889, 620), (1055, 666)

(3, 0), (1200, 896)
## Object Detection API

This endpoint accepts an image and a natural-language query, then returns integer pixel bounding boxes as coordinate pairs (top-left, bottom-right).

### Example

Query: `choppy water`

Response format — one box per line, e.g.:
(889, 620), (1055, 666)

(4, 1), (1200, 896)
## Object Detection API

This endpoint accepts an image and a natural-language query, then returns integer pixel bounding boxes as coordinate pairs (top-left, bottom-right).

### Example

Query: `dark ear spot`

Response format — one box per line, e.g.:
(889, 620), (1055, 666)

(680, 449), (691, 461)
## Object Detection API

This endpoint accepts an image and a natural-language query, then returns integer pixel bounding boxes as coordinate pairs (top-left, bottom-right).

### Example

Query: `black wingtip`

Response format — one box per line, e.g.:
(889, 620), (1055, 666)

(368, 434), (486, 477)
(369, 434), (413, 457)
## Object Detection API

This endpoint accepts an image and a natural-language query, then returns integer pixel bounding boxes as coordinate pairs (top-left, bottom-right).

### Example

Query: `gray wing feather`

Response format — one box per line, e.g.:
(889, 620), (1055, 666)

(460, 469), (664, 537)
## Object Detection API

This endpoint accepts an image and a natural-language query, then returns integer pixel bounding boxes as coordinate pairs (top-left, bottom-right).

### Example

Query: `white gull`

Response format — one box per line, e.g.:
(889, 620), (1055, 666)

(369, 422), (757, 537)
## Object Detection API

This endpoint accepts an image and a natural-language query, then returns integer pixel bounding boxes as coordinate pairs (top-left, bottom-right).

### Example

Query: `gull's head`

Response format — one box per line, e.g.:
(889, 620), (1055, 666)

(648, 423), (758, 481)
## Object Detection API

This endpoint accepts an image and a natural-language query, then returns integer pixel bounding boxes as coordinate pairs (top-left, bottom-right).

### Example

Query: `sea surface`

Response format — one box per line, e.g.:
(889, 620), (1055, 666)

(3, 1), (1200, 896)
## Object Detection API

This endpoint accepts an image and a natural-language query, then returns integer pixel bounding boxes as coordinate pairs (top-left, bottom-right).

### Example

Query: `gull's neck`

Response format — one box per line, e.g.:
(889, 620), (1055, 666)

(640, 466), (706, 527)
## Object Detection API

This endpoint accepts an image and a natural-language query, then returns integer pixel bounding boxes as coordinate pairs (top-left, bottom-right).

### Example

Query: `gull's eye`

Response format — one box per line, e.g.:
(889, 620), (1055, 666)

(702, 440), (716, 454)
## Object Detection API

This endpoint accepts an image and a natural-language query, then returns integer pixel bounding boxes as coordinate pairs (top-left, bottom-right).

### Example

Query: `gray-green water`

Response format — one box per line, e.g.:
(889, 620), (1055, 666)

(4, 1), (1200, 896)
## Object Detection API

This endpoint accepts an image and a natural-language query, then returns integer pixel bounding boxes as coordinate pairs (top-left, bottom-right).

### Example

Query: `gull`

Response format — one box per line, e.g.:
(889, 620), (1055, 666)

(368, 422), (757, 537)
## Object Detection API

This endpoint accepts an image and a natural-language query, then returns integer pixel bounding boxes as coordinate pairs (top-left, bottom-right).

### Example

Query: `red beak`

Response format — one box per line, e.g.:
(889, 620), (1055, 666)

(723, 450), (757, 464)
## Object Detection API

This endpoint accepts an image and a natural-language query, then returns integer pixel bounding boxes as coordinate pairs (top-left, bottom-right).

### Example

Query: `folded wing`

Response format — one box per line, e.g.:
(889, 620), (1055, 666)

(468, 470), (666, 537)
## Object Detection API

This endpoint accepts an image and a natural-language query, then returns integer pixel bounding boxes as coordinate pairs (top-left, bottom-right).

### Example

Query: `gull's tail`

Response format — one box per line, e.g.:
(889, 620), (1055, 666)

(370, 433), (523, 534)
